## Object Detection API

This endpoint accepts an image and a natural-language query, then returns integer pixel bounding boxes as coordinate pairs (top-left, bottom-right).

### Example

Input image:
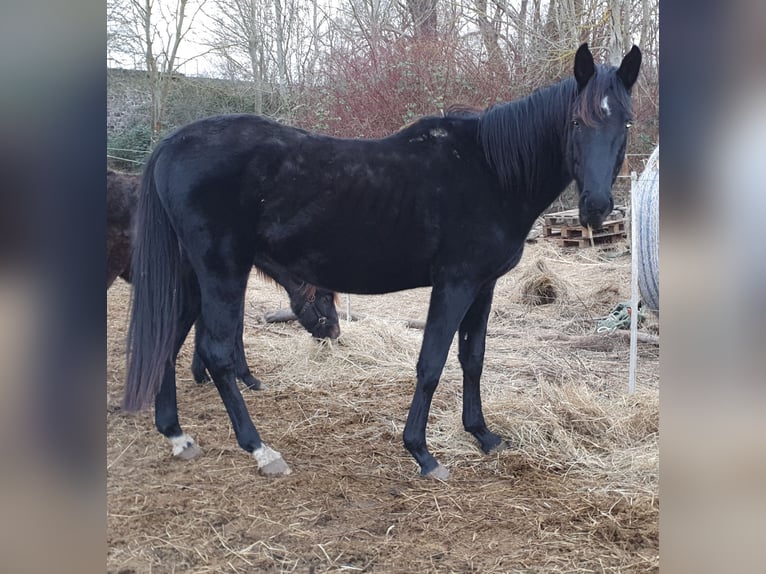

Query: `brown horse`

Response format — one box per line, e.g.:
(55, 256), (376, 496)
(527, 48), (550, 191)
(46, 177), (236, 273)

(107, 169), (339, 389)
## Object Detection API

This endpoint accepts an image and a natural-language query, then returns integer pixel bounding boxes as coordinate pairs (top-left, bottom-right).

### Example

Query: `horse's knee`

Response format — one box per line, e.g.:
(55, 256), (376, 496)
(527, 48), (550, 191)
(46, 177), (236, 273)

(460, 362), (483, 384)
(415, 361), (442, 395)
(458, 348), (484, 375)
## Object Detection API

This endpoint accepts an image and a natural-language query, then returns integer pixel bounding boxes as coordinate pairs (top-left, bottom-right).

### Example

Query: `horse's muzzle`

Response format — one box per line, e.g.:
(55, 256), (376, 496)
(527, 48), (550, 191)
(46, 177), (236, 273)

(312, 320), (341, 340)
(578, 192), (614, 229)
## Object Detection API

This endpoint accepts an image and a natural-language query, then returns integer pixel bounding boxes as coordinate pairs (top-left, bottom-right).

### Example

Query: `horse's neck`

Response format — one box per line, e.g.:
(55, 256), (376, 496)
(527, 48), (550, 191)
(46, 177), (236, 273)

(481, 81), (575, 224)
(507, 107), (573, 223)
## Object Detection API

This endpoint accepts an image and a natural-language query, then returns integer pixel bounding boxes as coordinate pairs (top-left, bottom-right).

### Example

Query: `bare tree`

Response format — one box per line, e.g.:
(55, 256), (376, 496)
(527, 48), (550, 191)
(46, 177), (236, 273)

(108, 0), (208, 140)
(205, 0), (269, 112)
(204, 0), (318, 113)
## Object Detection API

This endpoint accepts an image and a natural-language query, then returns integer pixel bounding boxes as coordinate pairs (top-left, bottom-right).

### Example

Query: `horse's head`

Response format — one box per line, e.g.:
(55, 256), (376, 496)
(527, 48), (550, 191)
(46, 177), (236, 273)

(291, 285), (341, 340)
(567, 43), (642, 228)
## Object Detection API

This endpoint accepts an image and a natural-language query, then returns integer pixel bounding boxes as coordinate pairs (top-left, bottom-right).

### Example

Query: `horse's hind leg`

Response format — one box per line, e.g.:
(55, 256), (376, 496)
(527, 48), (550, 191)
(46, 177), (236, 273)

(233, 300), (262, 390)
(155, 263), (203, 459)
(458, 280), (504, 454)
(191, 323), (210, 384)
(190, 301), (262, 390)
(196, 271), (289, 475)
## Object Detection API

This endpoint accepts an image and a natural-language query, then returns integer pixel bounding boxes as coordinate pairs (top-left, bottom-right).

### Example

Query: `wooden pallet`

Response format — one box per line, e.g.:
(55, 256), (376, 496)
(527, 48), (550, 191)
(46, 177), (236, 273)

(543, 206), (627, 247)
(559, 220), (625, 239)
(552, 233), (625, 248)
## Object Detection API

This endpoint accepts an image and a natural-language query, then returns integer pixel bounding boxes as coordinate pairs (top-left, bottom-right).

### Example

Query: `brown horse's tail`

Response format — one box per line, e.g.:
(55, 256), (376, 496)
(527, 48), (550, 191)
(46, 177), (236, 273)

(123, 143), (182, 411)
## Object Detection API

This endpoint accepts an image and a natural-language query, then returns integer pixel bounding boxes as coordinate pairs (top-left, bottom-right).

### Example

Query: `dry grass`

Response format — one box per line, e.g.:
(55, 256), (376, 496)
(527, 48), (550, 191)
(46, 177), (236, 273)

(107, 240), (659, 573)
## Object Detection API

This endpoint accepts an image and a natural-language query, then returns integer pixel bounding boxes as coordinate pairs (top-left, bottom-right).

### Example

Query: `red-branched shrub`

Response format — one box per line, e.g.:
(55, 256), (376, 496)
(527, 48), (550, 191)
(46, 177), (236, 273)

(295, 35), (515, 138)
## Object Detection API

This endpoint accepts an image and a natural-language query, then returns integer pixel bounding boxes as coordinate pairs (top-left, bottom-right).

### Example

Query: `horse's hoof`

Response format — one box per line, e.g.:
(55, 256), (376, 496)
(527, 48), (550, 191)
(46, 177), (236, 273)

(424, 463), (450, 481)
(478, 432), (505, 454)
(253, 443), (291, 476)
(194, 373), (210, 384)
(170, 434), (203, 459)
(241, 375), (263, 390)
(259, 457), (292, 476)
(487, 440), (509, 454)
(176, 442), (203, 460)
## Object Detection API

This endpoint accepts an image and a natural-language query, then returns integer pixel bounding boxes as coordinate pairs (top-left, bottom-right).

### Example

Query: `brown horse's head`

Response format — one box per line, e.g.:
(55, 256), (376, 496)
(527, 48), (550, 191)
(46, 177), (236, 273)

(290, 284), (341, 340)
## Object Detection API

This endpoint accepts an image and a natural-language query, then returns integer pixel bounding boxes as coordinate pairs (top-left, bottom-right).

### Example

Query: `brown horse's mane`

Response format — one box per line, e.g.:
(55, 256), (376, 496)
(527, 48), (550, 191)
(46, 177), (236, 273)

(252, 268), (279, 289)
(253, 269), (339, 305)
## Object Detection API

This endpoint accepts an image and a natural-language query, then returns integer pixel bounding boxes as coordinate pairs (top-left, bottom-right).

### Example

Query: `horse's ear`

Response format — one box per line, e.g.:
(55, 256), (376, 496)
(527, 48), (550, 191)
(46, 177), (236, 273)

(617, 45), (642, 90)
(574, 43), (595, 90)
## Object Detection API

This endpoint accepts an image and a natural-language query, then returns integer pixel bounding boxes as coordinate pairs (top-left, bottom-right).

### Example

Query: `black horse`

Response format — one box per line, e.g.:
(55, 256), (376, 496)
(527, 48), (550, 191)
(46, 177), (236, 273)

(124, 44), (641, 478)
(108, 170), (339, 390)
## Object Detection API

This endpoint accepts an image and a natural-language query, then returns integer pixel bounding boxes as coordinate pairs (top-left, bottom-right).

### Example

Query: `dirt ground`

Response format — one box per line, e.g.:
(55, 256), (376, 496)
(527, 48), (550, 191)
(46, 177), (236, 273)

(107, 239), (659, 573)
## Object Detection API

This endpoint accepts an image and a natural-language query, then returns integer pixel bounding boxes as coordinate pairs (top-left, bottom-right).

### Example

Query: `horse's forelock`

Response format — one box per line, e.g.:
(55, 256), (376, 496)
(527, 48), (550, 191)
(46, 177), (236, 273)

(574, 66), (632, 127)
(299, 283), (317, 300)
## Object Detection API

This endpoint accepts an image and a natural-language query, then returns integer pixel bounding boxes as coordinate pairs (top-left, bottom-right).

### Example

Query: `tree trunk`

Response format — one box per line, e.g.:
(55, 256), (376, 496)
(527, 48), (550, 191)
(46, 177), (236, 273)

(474, 0), (509, 81)
(517, 0), (528, 65)
(272, 0), (289, 102)
(639, 0), (650, 51)
(406, 0), (437, 36)
(247, 0), (263, 114)
(608, 0), (625, 65)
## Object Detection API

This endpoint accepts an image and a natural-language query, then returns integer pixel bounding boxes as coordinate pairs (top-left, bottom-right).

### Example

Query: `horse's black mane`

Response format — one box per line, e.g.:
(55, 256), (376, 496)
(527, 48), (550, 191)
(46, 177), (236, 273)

(451, 65), (632, 196)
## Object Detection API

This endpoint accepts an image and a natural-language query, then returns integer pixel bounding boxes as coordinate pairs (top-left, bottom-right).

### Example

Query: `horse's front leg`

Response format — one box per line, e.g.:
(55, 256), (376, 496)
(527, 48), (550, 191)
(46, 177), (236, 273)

(458, 280), (505, 454)
(403, 282), (477, 480)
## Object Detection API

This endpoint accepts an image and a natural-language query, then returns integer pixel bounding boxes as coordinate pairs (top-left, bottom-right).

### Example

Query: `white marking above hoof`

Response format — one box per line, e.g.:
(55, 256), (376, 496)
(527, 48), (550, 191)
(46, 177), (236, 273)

(424, 464), (450, 481)
(253, 444), (291, 476)
(169, 434), (203, 459)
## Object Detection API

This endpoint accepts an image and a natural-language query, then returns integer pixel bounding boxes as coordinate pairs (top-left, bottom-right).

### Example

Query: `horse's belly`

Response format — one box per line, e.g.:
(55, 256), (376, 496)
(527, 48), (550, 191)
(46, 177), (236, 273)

(284, 249), (432, 295)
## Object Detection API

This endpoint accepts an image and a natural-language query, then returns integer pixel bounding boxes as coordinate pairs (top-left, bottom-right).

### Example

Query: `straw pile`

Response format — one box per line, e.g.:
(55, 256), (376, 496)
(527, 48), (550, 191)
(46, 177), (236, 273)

(107, 241), (658, 573)
(518, 258), (571, 306)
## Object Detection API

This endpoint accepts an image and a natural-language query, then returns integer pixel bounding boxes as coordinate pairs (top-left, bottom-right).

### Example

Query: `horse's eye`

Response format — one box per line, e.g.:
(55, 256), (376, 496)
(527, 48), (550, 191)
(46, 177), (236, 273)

(626, 121), (633, 129)
(571, 119), (580, 127)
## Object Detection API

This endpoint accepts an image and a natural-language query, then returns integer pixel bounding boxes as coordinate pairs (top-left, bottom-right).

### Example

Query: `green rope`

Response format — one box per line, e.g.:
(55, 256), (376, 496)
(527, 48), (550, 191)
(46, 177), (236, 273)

(596, 301), (645, 334)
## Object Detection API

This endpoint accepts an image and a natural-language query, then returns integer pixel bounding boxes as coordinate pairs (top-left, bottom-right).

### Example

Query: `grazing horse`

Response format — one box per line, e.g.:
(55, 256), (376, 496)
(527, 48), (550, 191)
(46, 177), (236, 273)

(107, 169), (139, 287)
(107, 170), (339, 389)
(124, 44), (641, 478)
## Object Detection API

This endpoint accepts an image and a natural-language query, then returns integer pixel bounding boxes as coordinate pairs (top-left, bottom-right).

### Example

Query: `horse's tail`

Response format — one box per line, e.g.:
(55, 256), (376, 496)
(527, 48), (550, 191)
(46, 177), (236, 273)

(123, 143), (182, 411)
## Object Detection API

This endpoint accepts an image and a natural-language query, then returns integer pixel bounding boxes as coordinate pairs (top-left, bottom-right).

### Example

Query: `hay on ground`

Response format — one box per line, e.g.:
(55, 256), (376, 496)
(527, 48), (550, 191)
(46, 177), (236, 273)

(107, 240), (658, 573)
